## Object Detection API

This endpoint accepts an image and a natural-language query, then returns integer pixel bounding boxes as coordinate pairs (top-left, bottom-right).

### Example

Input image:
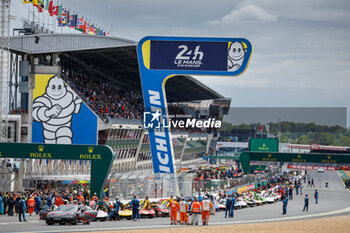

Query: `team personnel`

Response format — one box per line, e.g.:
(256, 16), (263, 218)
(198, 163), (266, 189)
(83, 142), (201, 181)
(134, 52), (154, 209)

(179, 198), (189, 225)
(314, 189), (319, 204)
(167, 195), (174, 208)
(34, 194), (41, 215)
(191, 197), (201, 225)
(18, 197), (26, 222)
(27, 196), (35, 216)
(8, 196), (14, 216)
(0, 195), (3, 215)
(311, 178), (315, 188)
(288, 187), (293, 200)
(130, 195), (140, 221)
(109, 196), (121, 221)
(201, 196), (213, 225)
(225, 195), (231, 218)
(282, 196), (288, 214)
(230, 194), (236, 218)
(169, 197), (179, 225)
(303, 194), (309, 212)
(77, 193), (85, 204)
(47, 195), (52, 208)
(143, 196), (151, 210)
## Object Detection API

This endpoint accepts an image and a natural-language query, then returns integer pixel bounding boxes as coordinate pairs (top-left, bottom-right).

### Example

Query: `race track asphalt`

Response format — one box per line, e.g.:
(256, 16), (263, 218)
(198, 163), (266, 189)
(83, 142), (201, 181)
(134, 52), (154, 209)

(1, 170), (349, 233)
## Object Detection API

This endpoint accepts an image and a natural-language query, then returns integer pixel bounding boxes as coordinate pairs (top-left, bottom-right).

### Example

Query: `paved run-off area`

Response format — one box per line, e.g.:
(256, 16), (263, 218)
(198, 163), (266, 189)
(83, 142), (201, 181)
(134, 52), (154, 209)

(1, 170), (350, 233)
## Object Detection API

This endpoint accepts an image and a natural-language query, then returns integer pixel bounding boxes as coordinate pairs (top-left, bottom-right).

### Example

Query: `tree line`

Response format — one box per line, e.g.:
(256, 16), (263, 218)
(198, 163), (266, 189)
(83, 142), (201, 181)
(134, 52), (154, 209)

(220, 121), (350, 146)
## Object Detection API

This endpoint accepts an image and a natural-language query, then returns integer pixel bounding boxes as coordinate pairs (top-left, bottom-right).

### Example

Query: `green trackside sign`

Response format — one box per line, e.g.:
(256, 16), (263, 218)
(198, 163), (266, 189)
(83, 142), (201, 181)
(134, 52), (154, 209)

(240, 151), (350, 174)
(251, 164), (267, 171)
(249, 138), (279, 152)
(0, 143), (115, 199)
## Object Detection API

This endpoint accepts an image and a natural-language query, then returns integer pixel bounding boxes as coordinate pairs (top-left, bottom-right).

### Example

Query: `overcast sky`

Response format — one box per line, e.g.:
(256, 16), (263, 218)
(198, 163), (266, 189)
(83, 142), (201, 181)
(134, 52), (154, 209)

(11, 0), (350, 126)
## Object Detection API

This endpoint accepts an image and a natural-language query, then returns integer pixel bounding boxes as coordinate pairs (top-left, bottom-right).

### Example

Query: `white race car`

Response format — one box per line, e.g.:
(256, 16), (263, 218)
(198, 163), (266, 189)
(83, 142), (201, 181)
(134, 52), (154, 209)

(236, 197), (248, 208)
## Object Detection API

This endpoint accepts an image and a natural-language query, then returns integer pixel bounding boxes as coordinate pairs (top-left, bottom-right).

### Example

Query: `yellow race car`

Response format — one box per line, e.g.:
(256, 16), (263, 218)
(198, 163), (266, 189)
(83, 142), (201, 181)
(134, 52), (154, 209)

(119, 204), (132, 220)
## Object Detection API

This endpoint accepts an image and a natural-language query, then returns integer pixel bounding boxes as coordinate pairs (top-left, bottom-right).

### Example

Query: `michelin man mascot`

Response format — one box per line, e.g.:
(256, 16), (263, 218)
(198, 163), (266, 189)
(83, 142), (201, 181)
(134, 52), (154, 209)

(227, 42), (246, 71)
(33, 76), (82, 144)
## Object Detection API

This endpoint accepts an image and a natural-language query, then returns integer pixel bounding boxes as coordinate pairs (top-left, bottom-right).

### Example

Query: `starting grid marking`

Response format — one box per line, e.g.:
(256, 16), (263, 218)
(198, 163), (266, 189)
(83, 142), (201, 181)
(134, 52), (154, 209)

(4, 206), (350, 233)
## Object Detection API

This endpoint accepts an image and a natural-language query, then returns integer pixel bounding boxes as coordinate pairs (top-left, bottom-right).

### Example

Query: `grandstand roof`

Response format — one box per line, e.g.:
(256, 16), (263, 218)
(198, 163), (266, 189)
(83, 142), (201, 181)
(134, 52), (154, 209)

(9, 34), (136, 54)
(9, 34), (223, 102)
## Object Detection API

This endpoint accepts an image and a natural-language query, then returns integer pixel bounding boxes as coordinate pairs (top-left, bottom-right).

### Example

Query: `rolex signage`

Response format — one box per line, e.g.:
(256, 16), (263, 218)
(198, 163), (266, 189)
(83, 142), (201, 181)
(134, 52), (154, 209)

(249, 138), (279, 152)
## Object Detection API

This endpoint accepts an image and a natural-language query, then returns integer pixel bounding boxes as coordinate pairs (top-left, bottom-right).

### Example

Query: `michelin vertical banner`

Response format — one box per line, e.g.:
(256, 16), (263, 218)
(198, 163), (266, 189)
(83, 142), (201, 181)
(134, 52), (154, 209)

(137, 36), (253, 174)
(32, 74), (97, 145)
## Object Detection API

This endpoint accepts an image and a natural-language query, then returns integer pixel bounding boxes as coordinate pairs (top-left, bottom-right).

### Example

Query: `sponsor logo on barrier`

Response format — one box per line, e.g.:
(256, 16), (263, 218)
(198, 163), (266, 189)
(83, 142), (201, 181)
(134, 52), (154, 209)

(258, 144), (270, 151)
(262, 157), (277, 162)
(38, 145), (45, 152)
(292, 159), (307, 162)
(88, 146), (94, 153)
(321, 159), (336, 163)
(30, 153), (52, 158)
(79, 154), (101, 160)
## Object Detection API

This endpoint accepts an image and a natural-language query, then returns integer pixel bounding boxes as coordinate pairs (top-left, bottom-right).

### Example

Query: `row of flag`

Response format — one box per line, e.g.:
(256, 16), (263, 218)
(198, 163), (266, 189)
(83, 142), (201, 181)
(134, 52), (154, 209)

(22, 0), (110, 36)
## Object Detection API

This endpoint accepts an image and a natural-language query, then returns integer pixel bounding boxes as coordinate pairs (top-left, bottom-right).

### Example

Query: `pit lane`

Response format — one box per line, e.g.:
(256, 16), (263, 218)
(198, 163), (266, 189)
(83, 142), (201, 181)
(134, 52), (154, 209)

(1, 170), (350, 233)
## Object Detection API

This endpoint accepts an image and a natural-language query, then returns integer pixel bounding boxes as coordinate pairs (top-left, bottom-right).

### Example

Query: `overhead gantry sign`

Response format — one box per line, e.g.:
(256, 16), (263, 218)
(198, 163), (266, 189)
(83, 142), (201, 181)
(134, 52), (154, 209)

(240, 151), (350, 174)
(0, 143), (115, 198)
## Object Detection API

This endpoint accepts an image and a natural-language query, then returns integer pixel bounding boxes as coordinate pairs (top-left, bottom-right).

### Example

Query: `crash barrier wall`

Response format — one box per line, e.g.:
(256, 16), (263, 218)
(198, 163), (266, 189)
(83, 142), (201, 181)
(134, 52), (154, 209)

(287, 164), (337, 171)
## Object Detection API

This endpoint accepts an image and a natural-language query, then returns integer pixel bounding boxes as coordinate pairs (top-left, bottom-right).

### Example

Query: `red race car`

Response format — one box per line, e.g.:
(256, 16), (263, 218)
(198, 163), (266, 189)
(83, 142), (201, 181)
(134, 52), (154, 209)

(151, 203), (169, 217)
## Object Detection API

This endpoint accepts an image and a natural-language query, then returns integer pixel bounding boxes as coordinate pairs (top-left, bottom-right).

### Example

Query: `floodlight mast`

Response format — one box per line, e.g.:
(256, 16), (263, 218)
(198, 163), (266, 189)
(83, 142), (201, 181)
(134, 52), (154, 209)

(0, 0), (11, 142)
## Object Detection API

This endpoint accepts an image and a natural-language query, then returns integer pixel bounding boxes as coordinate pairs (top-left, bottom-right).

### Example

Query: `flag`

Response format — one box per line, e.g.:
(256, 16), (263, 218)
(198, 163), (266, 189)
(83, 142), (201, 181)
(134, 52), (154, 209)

(37, 0), (44, 12)
(58, 8), (67, 26)
(87, 24), (97, 35)
(83, 20), (87, 33)
(86, 23), (92, 34)
(58, 5), (62, 17)
(258, 125), (263, 132)
(48, 0), (53, 16)
(38, 0), (44, 9)
(265, 124), (270, 133)
(32, 0), (38, 7)
(68, 15), (77, 28)
(45, 0), (49, 10)
(22, 0), (33, 4)
(53, 4), (58, 16)
(78, 17), (84, 31)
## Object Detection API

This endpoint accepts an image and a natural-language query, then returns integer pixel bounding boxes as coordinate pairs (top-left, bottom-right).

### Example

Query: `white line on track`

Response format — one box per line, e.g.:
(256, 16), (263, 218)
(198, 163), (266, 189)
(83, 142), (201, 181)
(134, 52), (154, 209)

(5, 206), (350, 233)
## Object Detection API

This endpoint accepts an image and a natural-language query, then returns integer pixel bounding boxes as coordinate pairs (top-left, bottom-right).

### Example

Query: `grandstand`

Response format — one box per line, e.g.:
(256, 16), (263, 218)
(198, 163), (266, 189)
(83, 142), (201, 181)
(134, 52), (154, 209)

(2, 32), (230, 192)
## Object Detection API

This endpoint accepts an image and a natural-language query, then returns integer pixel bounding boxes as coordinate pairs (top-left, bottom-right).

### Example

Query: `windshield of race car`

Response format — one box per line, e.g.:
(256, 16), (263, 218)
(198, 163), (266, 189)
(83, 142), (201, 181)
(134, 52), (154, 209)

(55, 205), (78, 212)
